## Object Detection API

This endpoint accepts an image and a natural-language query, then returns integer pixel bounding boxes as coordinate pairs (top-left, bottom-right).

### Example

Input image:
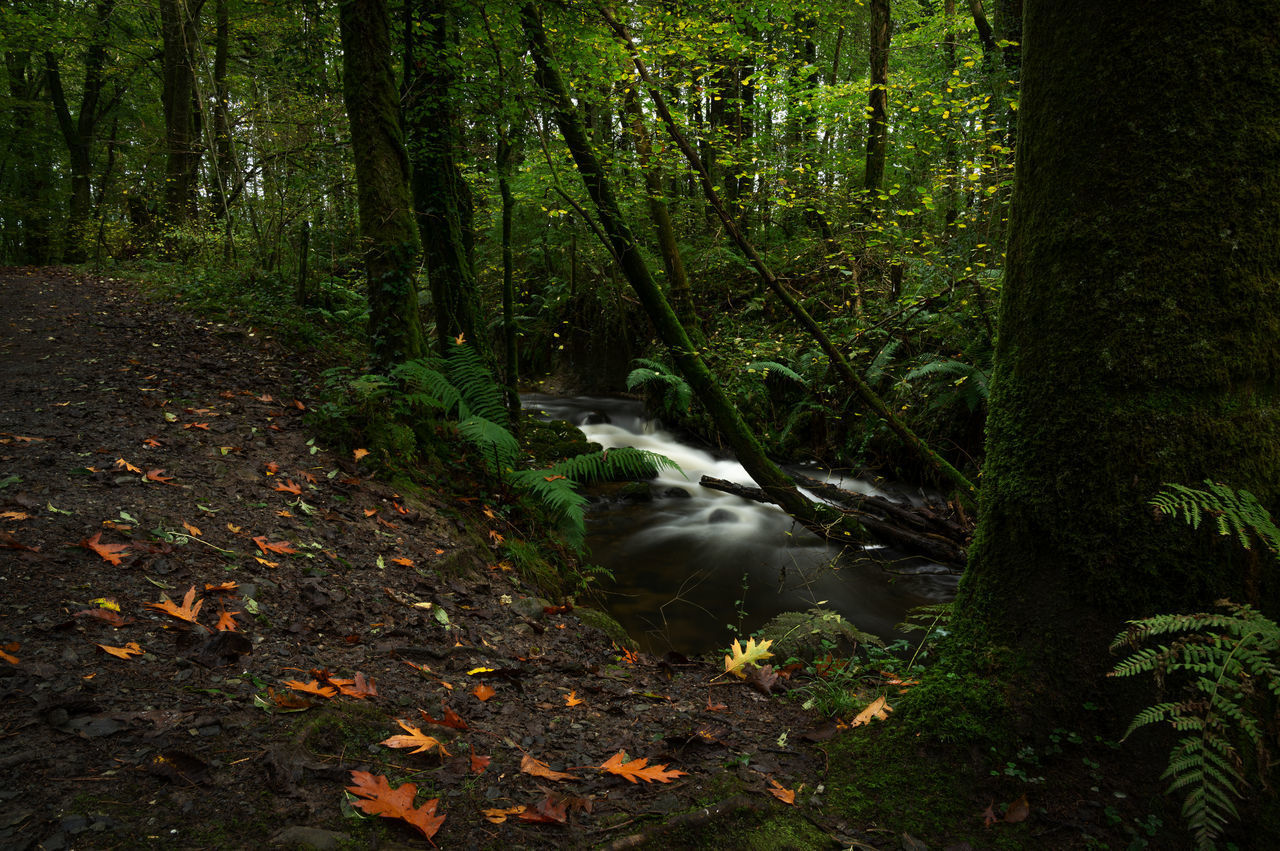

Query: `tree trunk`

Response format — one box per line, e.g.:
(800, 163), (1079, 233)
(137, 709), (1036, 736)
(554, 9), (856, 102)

(4, 50), (52, 263)
(159, 0), (205, 225)
(863, 0), (890, 196)
(211, 0), (233, 221)
(520, 3), (867, 545)
(951, 0), (1280, 720)
(338, 0), (427, 370)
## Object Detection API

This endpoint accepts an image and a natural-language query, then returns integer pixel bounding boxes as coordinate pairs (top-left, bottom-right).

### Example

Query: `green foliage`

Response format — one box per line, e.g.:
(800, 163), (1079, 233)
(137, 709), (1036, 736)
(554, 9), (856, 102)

(626, 357), (692, 417)
(905, 356), (990, 413)
(757, 607), (883, 662)
(1113, 483), (1280, 849)
(742, 360), (806, 387)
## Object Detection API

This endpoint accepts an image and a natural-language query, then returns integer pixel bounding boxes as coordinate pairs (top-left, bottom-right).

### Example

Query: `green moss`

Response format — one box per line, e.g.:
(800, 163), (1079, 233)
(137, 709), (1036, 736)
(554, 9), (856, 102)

(575, 606), (636, 648)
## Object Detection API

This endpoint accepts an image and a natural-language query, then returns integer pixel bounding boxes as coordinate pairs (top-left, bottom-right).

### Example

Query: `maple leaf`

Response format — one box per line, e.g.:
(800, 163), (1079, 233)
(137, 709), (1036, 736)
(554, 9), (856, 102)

(472, 683), (496, 702)
(345, 770), (445, 841)
(353, 448), (370, 461)
(252, 536), (296, 555)
(564, 691), (584, 707)
(97, 641), (144, 660)
(115, 458), (141, 473)
(767, 778), (796, 805)
(143, 436), (162, 447)
(454, 332), (466, 345)
(82, 531), (130, 565)
(329, 672), (378, 699)
(850, 695), (892, 727)
(145, 469), (179, 485)
(488, 529), (504, 544)
(182, 521), (202, 537)
(520, 754), (577, 782)
(215, 610), (239, 631)
(145, 586), (203, 624)
(284, 679), (337, 699)
(274, 480), (302, 495)
(723, 637), (773, 679)
(470, 754), (491, 774)
(381, 720), (451, 756)
(599, 751), (687, 784)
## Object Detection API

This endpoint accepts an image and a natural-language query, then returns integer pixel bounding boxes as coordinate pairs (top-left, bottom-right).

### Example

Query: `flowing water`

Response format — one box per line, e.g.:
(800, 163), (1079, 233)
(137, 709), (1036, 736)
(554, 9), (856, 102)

(524, 394), (959, 655)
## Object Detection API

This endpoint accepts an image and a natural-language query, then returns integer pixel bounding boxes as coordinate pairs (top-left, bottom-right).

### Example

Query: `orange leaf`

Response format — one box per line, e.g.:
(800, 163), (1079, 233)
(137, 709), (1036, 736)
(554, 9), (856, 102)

(143, 436), (162, 447)
(472, 683), (496, 702)
(274, 480), (302, 495)
(252, 536), (296, 555)
(453, 332), (466, 345)
(767, 778), (796, 805)
(226, 522), (242, 534)
(145, 469), (178, 485)
(298, 470), (317, 484)
(205, 581), (238, 592)
(363, 508), (378, 517)
(283, 679), (337, 699)
(182, 521), (202, 537)
(353, 448), (370, 461)
(0, 510), (29, 521)
(488, 530), (504, 544)
(705, 697), (727, 712)
(75, 608), (130, 627)
(0, 646), (18, 665)
(292, 399), (306, 411)
(82, 531), (130, 565)
(543, 474), (567, 482)
(215, 611), (240, 632)
(850, 695), (892, 728)
(419, 705), (469, 731)
(518, 792), (568, 824)
(599, 750), (687, 784)
(381, 720), (451, 755)
(470, 754), (491, 774)
(144, 586), (203, 624)
(183, 422), (210, 430)
(255, 557), (279, 568)
(982, 800), (999, 827)
(97, 641), (144, 660)
(482, 805), (523, 824)
(1004, 794), (1030, 824)
(115, 458), (141, 473)
(564, 690), (584, 707)
(520, 754), (577, 782)
(391, 557), (414, 567)
(329, 672), (378, 699)
(257, 394), (274, 403)
(344, 770), (445, 841)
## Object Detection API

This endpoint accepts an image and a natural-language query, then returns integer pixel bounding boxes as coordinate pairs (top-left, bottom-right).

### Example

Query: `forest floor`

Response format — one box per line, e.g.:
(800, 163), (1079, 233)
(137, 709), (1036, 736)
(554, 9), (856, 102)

(0, 267), (1171, 850)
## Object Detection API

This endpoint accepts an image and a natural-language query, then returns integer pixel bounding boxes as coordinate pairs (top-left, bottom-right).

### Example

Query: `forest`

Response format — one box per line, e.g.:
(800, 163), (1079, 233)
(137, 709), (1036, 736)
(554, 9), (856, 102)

(1, 0), (1279, 848)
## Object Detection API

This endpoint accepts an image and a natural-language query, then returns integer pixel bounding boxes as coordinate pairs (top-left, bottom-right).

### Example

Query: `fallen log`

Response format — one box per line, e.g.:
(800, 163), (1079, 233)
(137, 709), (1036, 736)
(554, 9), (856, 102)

(699, 474), (970, 570)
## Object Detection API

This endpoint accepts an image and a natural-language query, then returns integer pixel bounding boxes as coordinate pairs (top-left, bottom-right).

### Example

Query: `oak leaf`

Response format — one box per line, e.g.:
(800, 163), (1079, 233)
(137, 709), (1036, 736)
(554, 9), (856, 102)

(345, 770), (445, 841)
(420, 705), (468, 731)
(284, 679), (337, 698)
(381, 720), (451, 756)
(564, 691), (584, 707)
(353, 448), (370, 461)
(329, 672), (378, 699)
(518, 792), (568, 824)
(599, 750), (687, 784)
(215, 610), (240, 632)
(184, 422), (210, 430)
(145, 469), (179, 485)
(145, 586), (203, 623)
(182, 521), (202, 537)
(143, 436), (162, 447)
(767, 778), (796, 805)
(472, 683), (496, 702)
(115, 458), (141, 473)
(252, 536), (296, 555)
(75, 608), (131, 627)
(82, 531), (130, 565)
(482, 805), (523, 824)
(520, 754), (577, 782)
(97, 641), (144, 659)
(391, 557), (413, 567)
(274, 480), (302, 495)
(724, 637), (773, 678)
(850, 695), (892, 727)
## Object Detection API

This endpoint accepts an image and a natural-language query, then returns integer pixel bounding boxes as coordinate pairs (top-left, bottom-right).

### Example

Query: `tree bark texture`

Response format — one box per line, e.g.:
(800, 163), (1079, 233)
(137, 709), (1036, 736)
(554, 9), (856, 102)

(863, 0), (889, 195)
(339, 0), (427, 370)
(159, 0), (205, 224)
(953, 0), (1280, 711)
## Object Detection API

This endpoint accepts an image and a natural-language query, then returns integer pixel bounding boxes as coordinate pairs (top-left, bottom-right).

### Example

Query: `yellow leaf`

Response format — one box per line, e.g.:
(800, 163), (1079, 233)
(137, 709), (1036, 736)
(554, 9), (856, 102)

(255, 557), (279, 568)
(381, 720), (451, 756)
(723, 637), (773, 679)
(353, 448), (370, 461)
(226, 522), (242, 533)
(97, 641), (144, 659)
(850, 695), (892, 727)
(181, 521), (202, 537)
(483, 805), (524, 824)
(115, 458), (141, 473)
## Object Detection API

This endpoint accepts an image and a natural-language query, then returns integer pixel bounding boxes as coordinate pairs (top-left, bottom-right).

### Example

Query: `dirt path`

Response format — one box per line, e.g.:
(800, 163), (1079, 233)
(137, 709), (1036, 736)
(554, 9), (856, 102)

(0, 268), (854, 850)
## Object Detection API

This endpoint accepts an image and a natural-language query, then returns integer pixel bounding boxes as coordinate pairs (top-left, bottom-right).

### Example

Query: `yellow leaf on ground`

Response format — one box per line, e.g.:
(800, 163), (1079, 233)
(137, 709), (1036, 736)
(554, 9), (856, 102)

(723, 637), (773, 678)
(255, 557), (279, 568)
(850, 695), (892, 727)
(381, 720), (451, 756)
(520, 754), (576, 782)
(182, 521), (202, 537)
(97, 641), (144, 660)
(564, 690), (584, 707)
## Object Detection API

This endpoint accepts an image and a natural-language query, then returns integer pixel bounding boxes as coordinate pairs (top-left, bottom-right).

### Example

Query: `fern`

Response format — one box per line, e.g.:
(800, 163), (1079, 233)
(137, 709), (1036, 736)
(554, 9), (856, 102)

(1152, 481), (1280, 554)
(864, 339), (902, 387)
(626, 358), (692, 415)
(757, 607), (883, 661)
(743, 360), (806, 387)
(905, 357), (990, 413)
(1112, 483), (1280, 849)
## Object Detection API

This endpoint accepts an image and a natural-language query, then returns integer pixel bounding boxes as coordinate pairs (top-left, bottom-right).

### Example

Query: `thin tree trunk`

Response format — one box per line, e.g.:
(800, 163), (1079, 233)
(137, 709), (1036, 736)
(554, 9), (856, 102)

(864, 0), (890, 196)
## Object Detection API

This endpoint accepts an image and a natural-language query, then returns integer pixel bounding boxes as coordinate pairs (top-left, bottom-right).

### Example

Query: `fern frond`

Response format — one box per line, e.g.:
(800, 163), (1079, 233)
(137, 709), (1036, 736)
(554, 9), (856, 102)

(744, 360), (806, 386)
(626, 359), (692, 414)
(456, 416), (519, 471)
(546, 446), (683, 484)
(1152, 481), (1280, 554)
(864, 340), (901, 385)
(445, 342), (507, 424)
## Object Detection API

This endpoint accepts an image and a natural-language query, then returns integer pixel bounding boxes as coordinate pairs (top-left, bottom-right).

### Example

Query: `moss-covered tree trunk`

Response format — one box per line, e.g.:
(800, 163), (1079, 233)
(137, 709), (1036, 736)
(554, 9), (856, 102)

(863, 0), (889, 196)
(952, 0), (1280, 717)
(338, 0), (426, 370)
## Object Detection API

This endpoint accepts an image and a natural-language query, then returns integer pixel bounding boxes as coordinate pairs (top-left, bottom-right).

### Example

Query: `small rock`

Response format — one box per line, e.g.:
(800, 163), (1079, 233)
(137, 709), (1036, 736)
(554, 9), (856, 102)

(269, 826), (352, 850)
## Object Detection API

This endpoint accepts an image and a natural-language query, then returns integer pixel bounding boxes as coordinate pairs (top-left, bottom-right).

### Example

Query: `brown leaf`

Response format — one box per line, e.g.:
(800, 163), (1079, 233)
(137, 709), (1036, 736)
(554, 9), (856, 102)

(97, 641), (144, 660)
(420, 705), (469, 731)
(1004, 793), (1030, 824)
(849, 695), (892, 727)
(215, 610), (240, 632)
(472, 683), (496, 702)
(470, 754), (491, 774)
(381, 720), (451, 756)
(182, 521), (202, 537)
(599, 750), (687, 784)
(767, 778), (796, 805)
(345, 770), (444, 841)
(75, 608), (131, 627)
(144, 586), (203, 624)
(329, 672), (378, 699)
(518, 792), (568, 824)
(145, 469), (179, 485)
(982, 800), (998, 827)
(748, 664), (779, 695)
(252, 536), (297, 555)
(705, 697), (728, 712)
(183, 422), (210, 430)
(114, 458), (141, 473)
(520, 754), (577, 782)
(82, 531), (130, 565)
(0, 645), (19, 665)
(482, 805), (523, 824)
(274, 480), (302, 495)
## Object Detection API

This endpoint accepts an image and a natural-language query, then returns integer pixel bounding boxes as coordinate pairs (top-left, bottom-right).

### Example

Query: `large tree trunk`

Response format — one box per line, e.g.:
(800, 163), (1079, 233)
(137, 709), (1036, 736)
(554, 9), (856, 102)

(951, 0), (1280, 721)
(4, 50), (52, 263)
(159, 0), (205, 224)
(338, 0), (427, 370)
(863, 0), (889, 196)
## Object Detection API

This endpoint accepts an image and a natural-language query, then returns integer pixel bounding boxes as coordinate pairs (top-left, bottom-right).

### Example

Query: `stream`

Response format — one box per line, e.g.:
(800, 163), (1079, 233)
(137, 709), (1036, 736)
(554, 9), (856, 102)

(524, 394), (959, 655)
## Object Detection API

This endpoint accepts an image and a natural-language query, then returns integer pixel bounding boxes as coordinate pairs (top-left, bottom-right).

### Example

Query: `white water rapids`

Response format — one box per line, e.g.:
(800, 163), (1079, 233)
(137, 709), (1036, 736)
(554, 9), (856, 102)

(524, 394), (958, 655)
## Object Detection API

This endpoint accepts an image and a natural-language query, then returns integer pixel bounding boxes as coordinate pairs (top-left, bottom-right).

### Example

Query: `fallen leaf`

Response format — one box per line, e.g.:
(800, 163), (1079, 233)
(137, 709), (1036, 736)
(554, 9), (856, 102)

(252, 536), (296, 555)
(292, 399), (305, 411)
(543, 474), (567, 482)
(0, 645), (18, 665)
(850, 695), (892, 728)
(274, 480), (302, 495)
(144, 586), (203, 624)
(520, 754), (576, 782)
(145, 469), (179, 485)
(982, 800), (998, 827)
(82, 531), (130, 565)
(518, 792), (568, 824)
(470, 754), (491, 774)
(226, 522), (242, 533)
(482, 805), (524, 824)
(705, 697), (727, 712)
(354, 448), (369, 461)
(329, 672), (378, 699)
(345, 770), (445, 841)
(488, 530), (504, 544)
(284, 679), (337, 699)
(472, 683), (496, 702)
(115, 458), (141, 473)
(97, 641), (144, 659)
(724, 637), (773, 678)
(0, 510), (28, 521)
(181, 521), (202, 537)
(75, 608), (131, 627)
(215, 610), (239, 631)
(1004, 793), (1030, 824)
(599, 750), (687, 784)
(205, 581), (238, 593)
(143, 436), (162, 447)
(391, 557), (414, 567)
(183, 422), (210, 430)
(767, 777), (796, 804)
(255, 557), (279, 568)
(420, 705), (469, 731)
(382, 720), (451, 756)
(748, 664), (779, 695)
(564, 691), (584, 707)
